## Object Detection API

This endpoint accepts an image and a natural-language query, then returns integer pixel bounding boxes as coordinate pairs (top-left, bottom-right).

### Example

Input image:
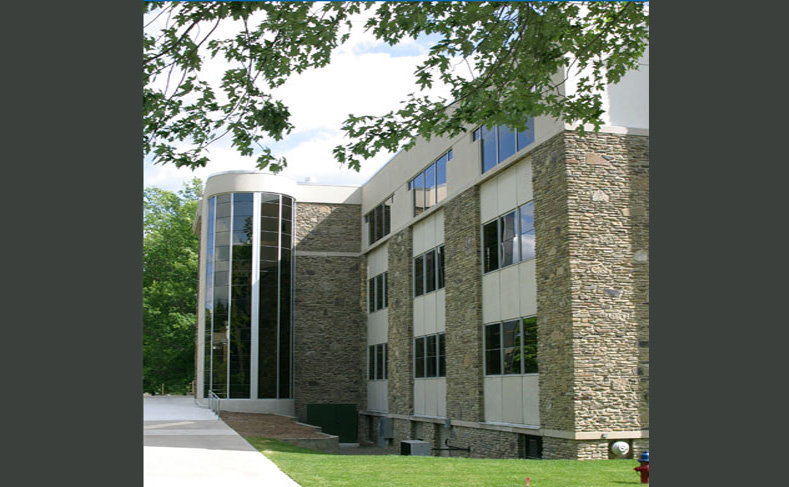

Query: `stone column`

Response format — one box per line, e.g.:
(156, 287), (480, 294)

(386, 227), (414, 415)
(443, 186), (484, 423)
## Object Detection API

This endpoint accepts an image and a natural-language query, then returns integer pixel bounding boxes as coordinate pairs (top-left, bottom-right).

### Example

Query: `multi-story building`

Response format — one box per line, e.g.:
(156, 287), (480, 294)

(193, 50), (648, 460)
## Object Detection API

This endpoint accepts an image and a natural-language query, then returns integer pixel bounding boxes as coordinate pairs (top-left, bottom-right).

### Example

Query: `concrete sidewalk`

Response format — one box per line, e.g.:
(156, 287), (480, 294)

(144, 396), (300, 487)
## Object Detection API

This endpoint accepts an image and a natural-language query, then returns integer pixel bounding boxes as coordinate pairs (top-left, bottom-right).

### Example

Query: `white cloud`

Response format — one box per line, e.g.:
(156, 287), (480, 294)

(144, 6), (453, 191)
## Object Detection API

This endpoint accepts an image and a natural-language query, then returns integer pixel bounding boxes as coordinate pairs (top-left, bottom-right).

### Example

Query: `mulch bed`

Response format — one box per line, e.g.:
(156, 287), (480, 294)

(219, 411), (331, 439)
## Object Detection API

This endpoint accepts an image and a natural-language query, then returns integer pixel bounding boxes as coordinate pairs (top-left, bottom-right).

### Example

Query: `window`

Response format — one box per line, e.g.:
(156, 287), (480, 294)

(368, 343), (388, 380)
(414, 332), (446, 378)
(484, 317), (538, 376)
(478, 119), (536, 174)
(482, 202), (535, 273)
(365, 195), (393, 245)
(409, 150), (450, 216)
(368, 271), (388, 313)
(414, 245), (445, 297)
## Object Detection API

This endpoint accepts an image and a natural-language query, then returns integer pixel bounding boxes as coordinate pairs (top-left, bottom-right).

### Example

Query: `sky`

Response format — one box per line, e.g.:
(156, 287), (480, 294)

(144, 4), (458, 193)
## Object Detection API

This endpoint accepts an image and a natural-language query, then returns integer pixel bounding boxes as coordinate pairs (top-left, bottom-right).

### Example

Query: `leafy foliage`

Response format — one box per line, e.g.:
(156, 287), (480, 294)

(143, 179), (202, 394)
(144, 1), (648, 172)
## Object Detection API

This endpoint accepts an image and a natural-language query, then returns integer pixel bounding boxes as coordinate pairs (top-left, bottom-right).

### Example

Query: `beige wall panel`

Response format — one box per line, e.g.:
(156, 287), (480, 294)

(499, 265), (521, 321)
(412, 219), (426, 256)
(502, 376), (524, 425)
(425, 379), (439, 417)
(516, 159), (534, 205)
(424, 292), (437, 336)
(482, 272), (500, 324)
(446, 131), (479, 200)
(534, 114), (564, 143)
(367, 244), (389, 278)
(368, 310), (388, 345)
(437, 378), (447, 417)
(522, 375), (540, 426)
(480, 178), (498, 223)
(367, 381), (388, 413)
(413, 296), (425, 337)
(436, 289), (446, 333)
(414, 379), (426, 416)
(483, 377), (503, 423)
(497, 166), (518, 214)
(435, 210), (445, 244)
(519, 259), (538, 318)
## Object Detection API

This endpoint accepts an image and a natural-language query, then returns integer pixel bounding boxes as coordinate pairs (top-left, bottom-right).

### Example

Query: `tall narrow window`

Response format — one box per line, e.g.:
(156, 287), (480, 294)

(485, 324), (502, 375)
(498, 124), (516, 163)
(519, 202), (535, 261)
(415, 337), (426, 378)
(436, 246), (445, 289)
(483, 220), (500, 273)
(481, 125), (497, 173)
(436, 154), (448, 203)
(365, 196), (393, 245)
(522, 317), (538, 374)
(424, 163), (436, 208)
(413, 172), (425, 216)
(500, 210), (518, 267)
(425, 249), (436, 294)
(414, 255), (424, 297)
(502, 319), (522, 375)
(438, 333), (446, 377)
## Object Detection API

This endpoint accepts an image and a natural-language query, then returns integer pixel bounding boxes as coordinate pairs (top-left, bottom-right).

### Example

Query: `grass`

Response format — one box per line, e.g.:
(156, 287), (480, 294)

(246, 437), (642, 487)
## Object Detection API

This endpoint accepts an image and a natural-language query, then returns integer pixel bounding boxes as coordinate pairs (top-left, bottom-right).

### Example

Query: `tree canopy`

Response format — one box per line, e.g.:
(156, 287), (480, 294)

(143, 179), (202, 394)
(144, 1), (648, 173)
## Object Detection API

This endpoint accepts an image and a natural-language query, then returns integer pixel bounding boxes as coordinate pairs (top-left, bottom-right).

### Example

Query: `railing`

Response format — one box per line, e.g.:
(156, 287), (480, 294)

(208, 390), (221, 417)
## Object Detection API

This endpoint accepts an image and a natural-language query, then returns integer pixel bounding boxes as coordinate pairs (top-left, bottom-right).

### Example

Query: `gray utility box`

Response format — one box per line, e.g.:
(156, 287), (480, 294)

(400, 440), (432, 456)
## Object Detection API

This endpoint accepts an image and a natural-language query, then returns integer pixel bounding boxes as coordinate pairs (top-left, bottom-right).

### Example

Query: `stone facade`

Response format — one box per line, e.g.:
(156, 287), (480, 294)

(533, 131), (649, 458)
(293, 203), (365, 421)
(386, 228), (414, 415)
(443, 186), (485, 423)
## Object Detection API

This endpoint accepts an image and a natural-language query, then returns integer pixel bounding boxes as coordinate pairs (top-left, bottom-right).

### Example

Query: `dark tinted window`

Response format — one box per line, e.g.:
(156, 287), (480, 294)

(522, 317), (538, 373)
(483, 221), (499, 273)
(437, 246), (445, 289)
(414, 255), (424, 296)
(485, 324), (501, 375)
(425, 249), (436, 293)
(426, 335), (438, 377)
(415, 337), (426, 378)
(438, 333), (446, 377)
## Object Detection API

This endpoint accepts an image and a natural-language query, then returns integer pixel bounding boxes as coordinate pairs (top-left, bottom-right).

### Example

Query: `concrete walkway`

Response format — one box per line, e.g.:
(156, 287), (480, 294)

(144, 396), (300, 487)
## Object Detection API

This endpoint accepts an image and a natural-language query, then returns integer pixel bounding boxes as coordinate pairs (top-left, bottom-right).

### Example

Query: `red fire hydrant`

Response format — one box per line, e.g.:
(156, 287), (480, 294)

(633, 450), (649, 484)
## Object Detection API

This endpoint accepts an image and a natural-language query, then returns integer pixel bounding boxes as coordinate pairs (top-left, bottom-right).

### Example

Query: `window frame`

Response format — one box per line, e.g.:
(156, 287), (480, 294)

(483, 317), (538, 377)
(414, 332), (446, 379)
(365, 195), (394, 246)
(368, 271), (388, 313)
(408, 150), (451, 217)
(477, 119), (536, 174)
(368, 343), (388, 381)
(482, 201), (536, 275)
(413, 244), (446, 297)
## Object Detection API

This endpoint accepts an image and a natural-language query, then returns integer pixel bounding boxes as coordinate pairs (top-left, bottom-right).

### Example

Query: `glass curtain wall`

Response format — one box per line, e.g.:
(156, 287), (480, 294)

(204, 192), (294, 399)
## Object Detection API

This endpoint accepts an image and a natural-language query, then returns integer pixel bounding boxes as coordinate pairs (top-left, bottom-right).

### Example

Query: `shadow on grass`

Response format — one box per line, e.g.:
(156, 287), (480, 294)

(246, 437), (334, 455)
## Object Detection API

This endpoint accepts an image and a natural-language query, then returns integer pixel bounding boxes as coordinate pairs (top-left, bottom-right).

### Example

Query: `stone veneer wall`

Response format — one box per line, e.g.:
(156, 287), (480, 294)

(534, 131), (649, 458)
(293, 203), (364, 421)
(386, 228), (414, 416)
(443, 187), (485, 423)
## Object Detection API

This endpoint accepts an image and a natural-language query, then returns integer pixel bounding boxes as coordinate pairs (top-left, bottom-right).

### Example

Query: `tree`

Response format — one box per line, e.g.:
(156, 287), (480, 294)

(144, 1), (648, 172)
(143, 179), (202, 394)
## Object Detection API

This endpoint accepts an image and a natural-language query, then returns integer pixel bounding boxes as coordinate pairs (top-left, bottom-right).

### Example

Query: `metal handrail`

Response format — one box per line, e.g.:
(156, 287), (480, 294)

(208, 390), (221, 417)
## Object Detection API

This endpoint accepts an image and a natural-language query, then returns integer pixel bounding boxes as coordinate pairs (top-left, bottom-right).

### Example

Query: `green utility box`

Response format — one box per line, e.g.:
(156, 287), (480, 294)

(305, 403), (358, 443)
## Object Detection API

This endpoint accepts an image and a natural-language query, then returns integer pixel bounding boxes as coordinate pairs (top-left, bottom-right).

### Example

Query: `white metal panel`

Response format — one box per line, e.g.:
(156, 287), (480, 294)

(516, 159), (533, 206)
(425, 380), (439, 417)
(424, 292), (437, 336)
(499, 265), (520, 321)
(435, 210), (445, 244)
(502, 376), (524, 425)
(522, 375), (539, 426)
(445, 131), (481, 200)
(436, 289), (446, 333)
(496, 165), (518, 214)
(368, 310), (388, 345)
(412, 220), (426, 256)
(414, 379), (426, 416)
(437, 378), (447, 417)
(482, 272), (500, 324)
(423, 215), (436, 251)
(480, 178), (498, 223)
(413, 296), (425, 337)
(519, 260), (538, 317)
(367, 245), (389, 278)
(483, 377), (503, 423)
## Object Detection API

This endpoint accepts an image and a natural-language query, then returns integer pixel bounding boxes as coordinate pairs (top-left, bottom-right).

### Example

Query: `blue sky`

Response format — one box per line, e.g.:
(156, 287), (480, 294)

(144, 9), (454, 192)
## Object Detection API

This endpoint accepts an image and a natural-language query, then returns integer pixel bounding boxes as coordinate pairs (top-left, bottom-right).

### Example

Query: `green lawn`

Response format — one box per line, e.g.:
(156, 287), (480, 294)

(247, 437), (641, 487)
